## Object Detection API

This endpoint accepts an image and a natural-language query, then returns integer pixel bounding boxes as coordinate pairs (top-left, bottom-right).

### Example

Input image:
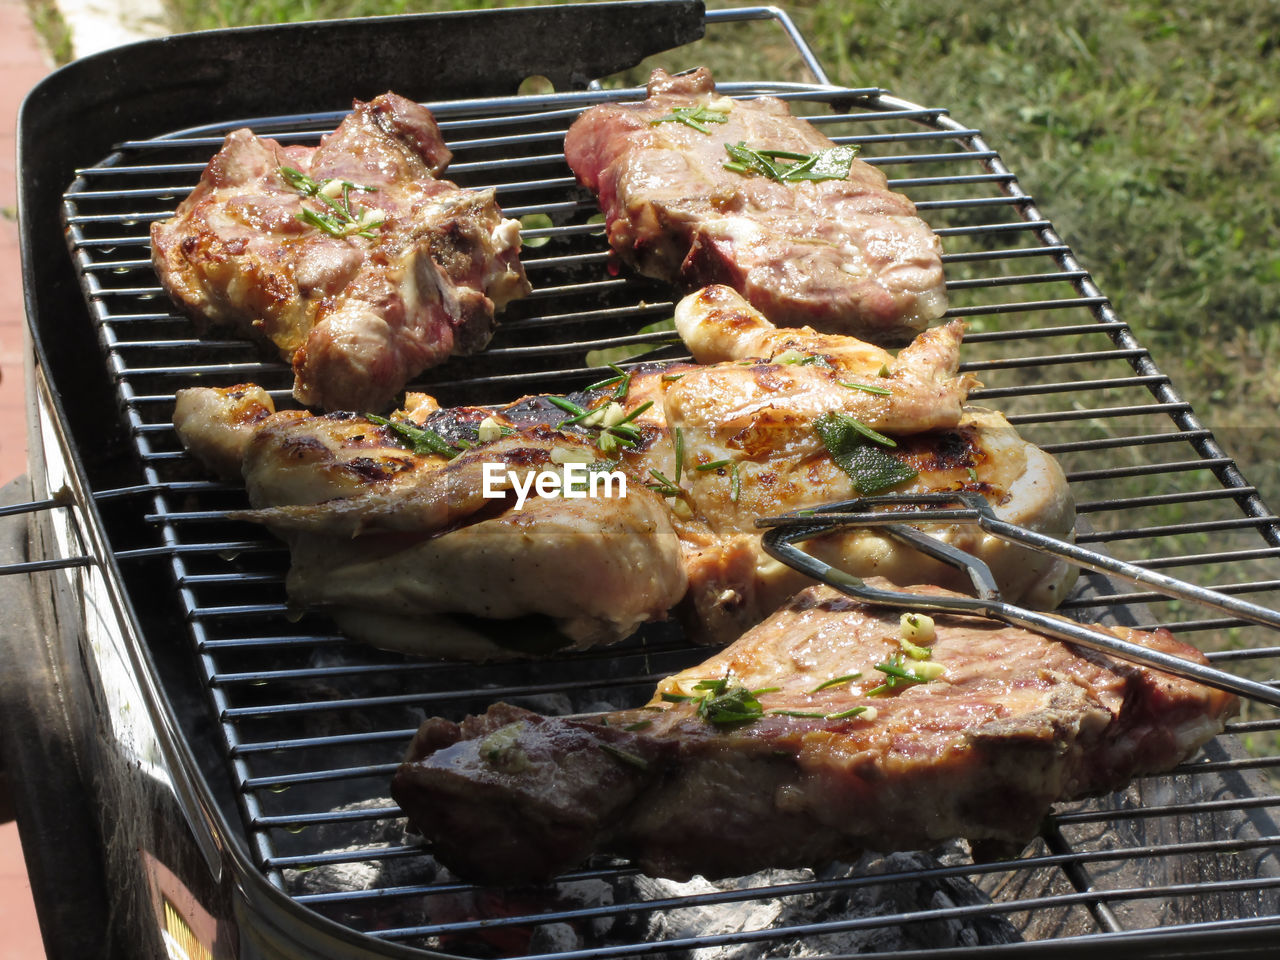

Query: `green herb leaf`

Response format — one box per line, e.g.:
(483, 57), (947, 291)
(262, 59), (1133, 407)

(650, 103), (730, 133)
(279, 165), (321, 196)
(367, 414), (461, 459)
(599, 742), (650, 770)
(645, 469), (683, 498)
(824, 707), (870, 720)
(722, 142), (859, 183)
(281, 165), (383, 239)
(839, 380), (893, 396)
(584, 317), (679, 367)
(666, 675), (765, 728)
(776, 349), (833, 368)
(866, 653), (935, 697)
(695, 458), (741, 502)
(811, 672), (862, 693)
(814, 411), (917, 495)
(790, 144), (859, 181)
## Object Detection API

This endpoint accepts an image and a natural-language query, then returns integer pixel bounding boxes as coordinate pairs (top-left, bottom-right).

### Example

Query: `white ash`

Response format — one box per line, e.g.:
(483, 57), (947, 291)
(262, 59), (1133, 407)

(600, 851), (1020, 959)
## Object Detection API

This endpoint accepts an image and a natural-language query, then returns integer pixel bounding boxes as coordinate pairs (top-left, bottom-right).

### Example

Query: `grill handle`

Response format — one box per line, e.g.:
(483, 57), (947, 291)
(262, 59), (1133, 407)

(0, 486), (93, 575)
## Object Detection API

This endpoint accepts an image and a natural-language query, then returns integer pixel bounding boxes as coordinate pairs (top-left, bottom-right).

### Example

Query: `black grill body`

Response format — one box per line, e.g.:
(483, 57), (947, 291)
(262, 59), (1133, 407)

(8, 4), (1280, 959)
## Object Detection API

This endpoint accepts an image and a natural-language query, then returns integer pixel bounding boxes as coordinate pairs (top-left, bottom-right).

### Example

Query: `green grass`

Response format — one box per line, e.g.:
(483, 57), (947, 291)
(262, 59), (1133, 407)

(26, 0), (73, 64)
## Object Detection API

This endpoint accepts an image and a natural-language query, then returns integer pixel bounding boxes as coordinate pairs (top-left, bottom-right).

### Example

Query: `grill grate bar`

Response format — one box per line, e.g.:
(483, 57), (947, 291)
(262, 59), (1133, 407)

(368, 878), (1280, 954)
(291, 833), (1280, 911)
(220, 671), (669, 719)
(1070, 483), (1259, 514)
(253, 806), (401, 829)
(1075, 516), (1279, 543)
(230, 729), (418, 757)
(264, 845), (427, 870)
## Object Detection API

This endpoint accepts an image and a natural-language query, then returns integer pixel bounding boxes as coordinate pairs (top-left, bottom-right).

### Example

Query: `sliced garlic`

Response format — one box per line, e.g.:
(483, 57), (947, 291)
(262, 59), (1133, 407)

(550, 445), (595, 465)
(899, 611), (936, 646)
(477, 416), (504, 443)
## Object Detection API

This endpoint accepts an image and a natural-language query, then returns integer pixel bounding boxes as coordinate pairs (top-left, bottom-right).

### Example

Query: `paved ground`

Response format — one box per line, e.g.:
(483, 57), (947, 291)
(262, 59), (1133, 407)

(1, 0), (53, 955)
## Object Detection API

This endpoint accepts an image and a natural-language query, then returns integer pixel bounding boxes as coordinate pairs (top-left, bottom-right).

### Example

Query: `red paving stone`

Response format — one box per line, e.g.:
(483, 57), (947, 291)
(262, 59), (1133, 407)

(1, 0), (52, 956)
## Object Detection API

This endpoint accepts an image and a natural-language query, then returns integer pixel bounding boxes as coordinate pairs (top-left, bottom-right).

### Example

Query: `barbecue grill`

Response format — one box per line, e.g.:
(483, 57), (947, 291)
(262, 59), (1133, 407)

(6, 3), (1280, 958)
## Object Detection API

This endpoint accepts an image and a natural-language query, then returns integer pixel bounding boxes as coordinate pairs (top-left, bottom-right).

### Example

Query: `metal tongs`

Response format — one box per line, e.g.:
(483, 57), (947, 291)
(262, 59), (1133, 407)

(756, 491), (1280, 708)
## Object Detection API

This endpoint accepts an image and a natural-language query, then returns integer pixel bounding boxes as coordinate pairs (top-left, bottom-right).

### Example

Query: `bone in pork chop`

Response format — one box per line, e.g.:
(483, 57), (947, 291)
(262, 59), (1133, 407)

(151, 92), (531, 413)
(565, 68), (947, 342)
(391, 582), (1237, 884)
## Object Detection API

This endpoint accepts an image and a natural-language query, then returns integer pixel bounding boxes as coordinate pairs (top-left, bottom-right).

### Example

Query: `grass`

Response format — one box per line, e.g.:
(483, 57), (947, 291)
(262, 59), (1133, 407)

(26, 0), (73, 64)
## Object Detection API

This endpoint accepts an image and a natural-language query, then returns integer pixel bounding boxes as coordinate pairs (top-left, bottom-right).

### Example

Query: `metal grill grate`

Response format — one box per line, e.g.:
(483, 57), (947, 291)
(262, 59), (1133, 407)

(57, 10), (1280, 957)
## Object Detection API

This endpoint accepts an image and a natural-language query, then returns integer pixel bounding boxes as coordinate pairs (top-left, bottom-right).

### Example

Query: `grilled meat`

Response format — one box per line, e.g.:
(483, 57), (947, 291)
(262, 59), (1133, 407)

(174, 387), (685, 659)
(392, 582), (1237, 884)
(173, 286), (1073, 655)
(151, 92), (531, 413)
(565, 68), (947, 342)
(615, 286), (1075, 640)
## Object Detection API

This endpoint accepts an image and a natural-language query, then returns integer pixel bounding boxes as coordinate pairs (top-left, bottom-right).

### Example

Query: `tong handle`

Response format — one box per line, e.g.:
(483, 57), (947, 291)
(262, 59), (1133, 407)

(770, 493), (1280, 632)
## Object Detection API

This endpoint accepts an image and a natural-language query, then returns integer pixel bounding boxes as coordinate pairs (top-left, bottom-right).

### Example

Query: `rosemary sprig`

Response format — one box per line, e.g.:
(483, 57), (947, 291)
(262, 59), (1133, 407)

(548, 395), (650, 454)
(810, 672), (862, 693)
(866, 653), (943, 697)
(767, 706), (870, 721)
(775, 349), (833, 368)
(650, 103), (730, 133)
(645, 469), (683, 498)
(599, 742), (650, 770)
(722, 142), (859, 183)
(695, 458), (741, 502)
(839, 380), (893, 396)
(584, 363), (633, 400)
(661, 676), (769, 728)
(367, 414), (460, 459)
(280, 165), (384, 239)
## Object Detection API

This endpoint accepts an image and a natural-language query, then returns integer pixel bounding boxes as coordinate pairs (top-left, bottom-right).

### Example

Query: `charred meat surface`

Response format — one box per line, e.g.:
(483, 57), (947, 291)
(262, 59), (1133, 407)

(151, 92), (531, 413)
(565, 68), (947, 341)
(392, 582), (1237, 884)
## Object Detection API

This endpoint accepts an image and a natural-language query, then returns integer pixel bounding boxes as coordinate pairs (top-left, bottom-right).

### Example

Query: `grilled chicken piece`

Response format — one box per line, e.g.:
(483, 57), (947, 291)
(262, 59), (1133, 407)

(174, 387), (685, 659)
(173, 285), (1072, 655)
(565, 68), (947, 342)
(392, 582), (1237, 884)
(151, 92), (530, 413)
(615, 286), (1074, 640)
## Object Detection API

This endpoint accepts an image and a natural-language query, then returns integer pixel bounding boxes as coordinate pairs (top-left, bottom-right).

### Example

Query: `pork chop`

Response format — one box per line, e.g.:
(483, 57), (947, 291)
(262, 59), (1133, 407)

(152, 92), (531, 413)
(392, 582), (1237, 884)
(564, 68), (947, 341)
